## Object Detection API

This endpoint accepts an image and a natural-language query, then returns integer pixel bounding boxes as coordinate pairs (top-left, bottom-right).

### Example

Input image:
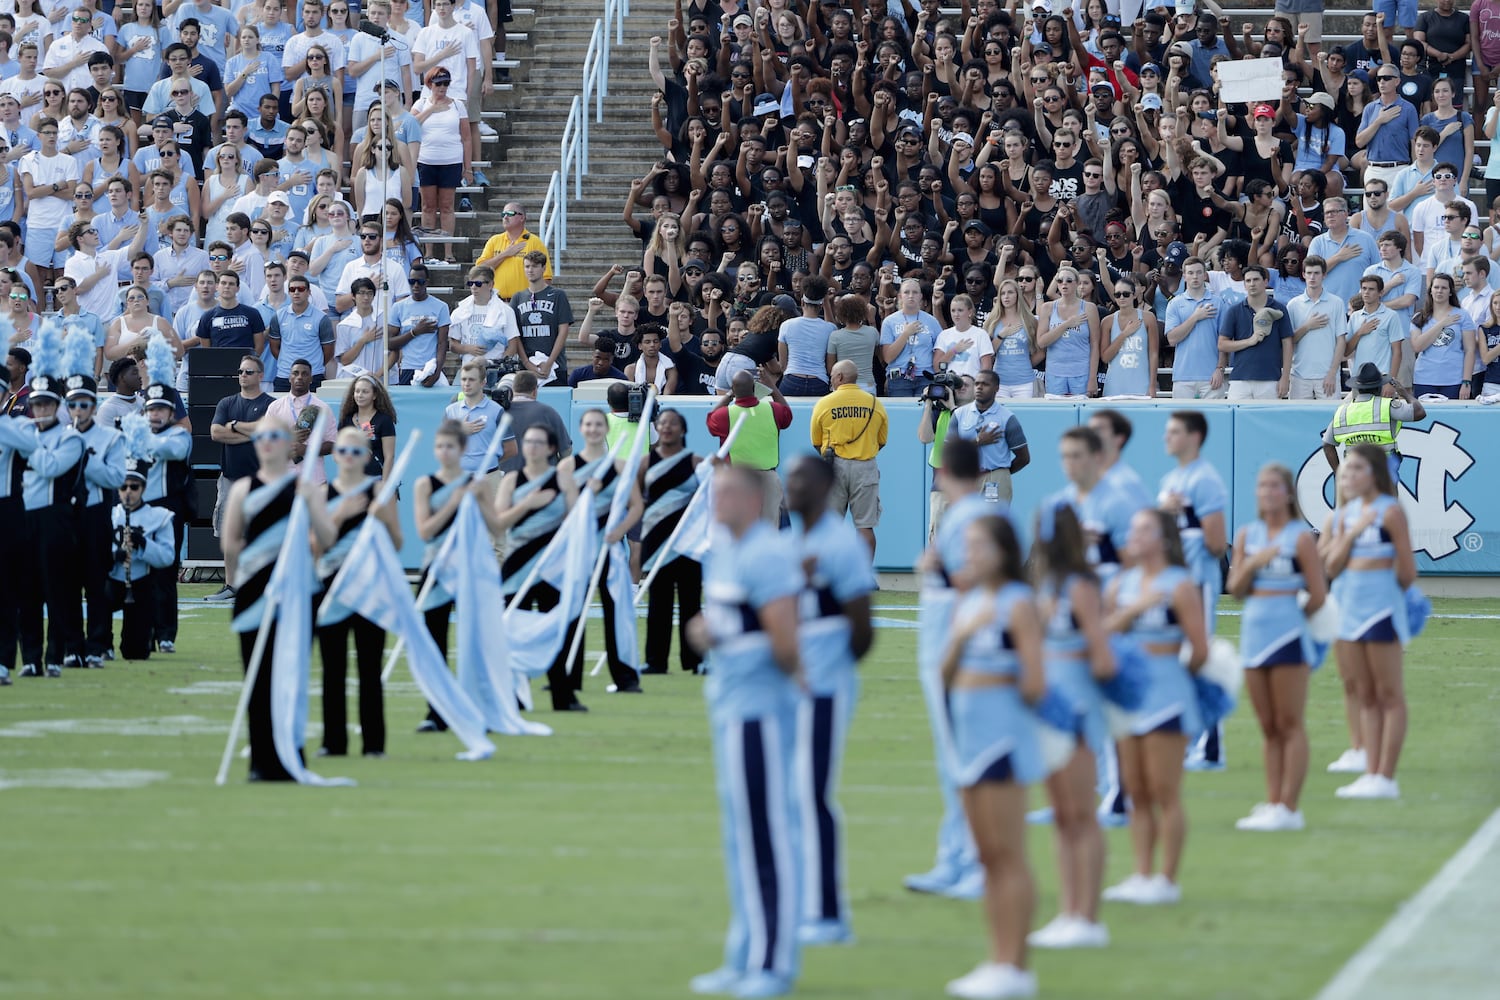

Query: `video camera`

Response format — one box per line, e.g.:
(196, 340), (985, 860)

(626, 383), (650, 422)
(920, 366), (960, 404)
(486, 356), (523, 409)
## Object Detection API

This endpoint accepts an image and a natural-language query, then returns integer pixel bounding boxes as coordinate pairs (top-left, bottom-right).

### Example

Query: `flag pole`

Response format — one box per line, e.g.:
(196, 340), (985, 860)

(214, 409), (332, 786)
(318, 428), (422, 622)
(566, 390), (656, 679)
(378, 415), (511, 683)
(586, 412), (743, 675)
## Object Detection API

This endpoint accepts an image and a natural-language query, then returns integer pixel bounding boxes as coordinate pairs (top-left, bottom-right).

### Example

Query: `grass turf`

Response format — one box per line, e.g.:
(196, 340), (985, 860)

(0, 589), (1495, 999)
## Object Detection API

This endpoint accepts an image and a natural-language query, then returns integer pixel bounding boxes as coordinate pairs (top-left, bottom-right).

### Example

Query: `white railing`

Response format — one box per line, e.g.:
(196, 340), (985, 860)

(538, 0), (628, 274)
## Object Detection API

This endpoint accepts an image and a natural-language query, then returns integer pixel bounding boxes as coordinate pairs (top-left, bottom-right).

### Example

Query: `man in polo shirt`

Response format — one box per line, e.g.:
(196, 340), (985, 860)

(1346, 275), (1407, 381)
(41, 8), (106, 93)
(1163, 256), (1227, 398)
(809, 359), (888, 558)
(268, 275), (336, 390)
(246, 93), (289, 159)
(950, 369), (1030, 504)
(706, 368), (793, 524)
(1357, 65), (1419, 194)
(1308, 197), (1379, 305)
(1286, 255), (1350, 399)
(1363, 231), (1423, 335)
(1216, 265), (1293, 399)
(264, 358), (335, 484)
(387, 262), (449, 385)
(444, 358), (515, 476)
(475, 202), (551, 300)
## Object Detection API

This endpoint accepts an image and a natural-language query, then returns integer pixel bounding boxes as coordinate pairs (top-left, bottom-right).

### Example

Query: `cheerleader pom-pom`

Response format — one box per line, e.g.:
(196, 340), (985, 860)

(1194, 674), (1237, 731)
(1406, 585), (1431, 639)
(1191, 637), (1243, 698)
(1035, 687), (1081, 734)
(1299, 589), (1341, 644)
(1104, 703), (1138, 741)
(1037, 721), (1077, 776)
(1307, 639), (1331, 671)
(1100, 635), (1149, 711)
(1035, 689), (1082, 775)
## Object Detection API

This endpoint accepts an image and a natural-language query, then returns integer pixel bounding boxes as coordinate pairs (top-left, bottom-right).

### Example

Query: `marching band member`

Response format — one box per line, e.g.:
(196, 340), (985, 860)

(640, 408), (703, 675)
(109, 456), (176, 661)
(65, 336), (127, 668)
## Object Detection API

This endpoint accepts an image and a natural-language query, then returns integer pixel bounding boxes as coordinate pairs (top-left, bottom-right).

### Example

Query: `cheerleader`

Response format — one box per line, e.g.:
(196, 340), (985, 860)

(220, 417), (336, 781)
(938, 514), (1044, 1000)
(1102, 510), (1208, 906)
(640, 408), (703, 675)
(1027, 503), (1113, 950)
(412, 419), (486, 733)
(494, 424), (579, 711)
(316, 427), (403, 758)
(1226, 464), (1327, 831)
(557, 409), (644, 696)
(1320, 443), (1418, 801)
(784, 455), (876, 947)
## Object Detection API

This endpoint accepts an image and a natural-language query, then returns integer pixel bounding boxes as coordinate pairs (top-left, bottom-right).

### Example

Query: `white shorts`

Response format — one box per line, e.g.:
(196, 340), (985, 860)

(1227, 380), (1280, 400)
(995, 382), (1035, 399)
(1172, 380), (1227, 400)
(1289, 374), (1338, 399)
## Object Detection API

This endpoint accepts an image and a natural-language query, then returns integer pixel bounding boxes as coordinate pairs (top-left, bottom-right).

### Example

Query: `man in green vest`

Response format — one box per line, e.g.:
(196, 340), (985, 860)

(706, 368), (794, 524)
(605, 382), (655, 457)
(916, 372), (974, 541)
(1321, 362), (1426, 477)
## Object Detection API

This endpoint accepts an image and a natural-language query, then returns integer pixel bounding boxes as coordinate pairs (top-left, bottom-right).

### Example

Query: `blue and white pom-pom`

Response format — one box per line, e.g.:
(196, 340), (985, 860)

(1299, 589), (1341, 644)
(1099, 635), (1149, 711)
(29, 316), (66, 377)
(120, 412), (155, 461)
(1186, 638), (1242, 730)
(146, 333), (176, 387)
(1405, 585), (1431, 640)
(62, 327), (95, 379)
(1034, 687), (1082, 774)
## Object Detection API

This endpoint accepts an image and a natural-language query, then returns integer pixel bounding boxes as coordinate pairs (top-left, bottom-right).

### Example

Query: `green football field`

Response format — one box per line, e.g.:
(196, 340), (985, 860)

(1, 590), (1496, 999)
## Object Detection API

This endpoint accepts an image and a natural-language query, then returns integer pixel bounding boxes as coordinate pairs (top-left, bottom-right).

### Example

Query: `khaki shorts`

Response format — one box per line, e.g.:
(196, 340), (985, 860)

(831, 456), (881, 529)
(751, 468), (782, 525)
(1289, 374), (1338, 399)
(1172, 380), (1228, 400)
(1227, 380), (1280, 400)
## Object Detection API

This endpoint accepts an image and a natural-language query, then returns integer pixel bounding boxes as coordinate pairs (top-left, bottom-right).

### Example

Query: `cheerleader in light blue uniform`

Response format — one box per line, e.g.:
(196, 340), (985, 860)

(783, 457), (876, 947)
(1102, 511), (1208, 907)
(1226, 464), (1328, 833)
(907, 437), (1002, 900)
(1320, 443), (1418, 802)
(1026, 502), (1114, 951)
(687, 465), (804, 1000)
(939, 514), (1045, 1000)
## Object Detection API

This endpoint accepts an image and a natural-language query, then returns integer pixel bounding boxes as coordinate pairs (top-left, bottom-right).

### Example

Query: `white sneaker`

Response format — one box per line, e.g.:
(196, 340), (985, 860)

(1234, 802), (1275, 830)
(1336, 773), (1376, 798)
(1280, 807), (1306, 830)
(1026, 914), (1074, 949)
(1342, 774), (1399, 800)
(945, 962), (1037, 999)
(1143, 873), (1181, 904)
(1102, 873), (1153, 903)
(1327, 748), (1368, 773)
(478, 121), (498, 139)
(1065, 918), (1110, 948)
(941, 867), (986, 900)
(1238, 803), (1304, 831)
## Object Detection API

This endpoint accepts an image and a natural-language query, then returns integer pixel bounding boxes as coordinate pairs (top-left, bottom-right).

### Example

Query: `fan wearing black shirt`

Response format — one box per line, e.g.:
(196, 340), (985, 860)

(664, 301), (723, 395)
(1170, 156), (1232, 253)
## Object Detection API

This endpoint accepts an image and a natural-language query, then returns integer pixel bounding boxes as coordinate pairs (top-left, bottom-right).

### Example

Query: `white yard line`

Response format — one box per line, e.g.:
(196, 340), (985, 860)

(1315, 808), (1500, 1000)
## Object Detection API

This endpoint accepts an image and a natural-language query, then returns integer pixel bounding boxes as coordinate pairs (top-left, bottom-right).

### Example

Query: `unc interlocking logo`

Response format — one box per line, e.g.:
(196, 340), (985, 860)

(1297, 423), (1476, 560)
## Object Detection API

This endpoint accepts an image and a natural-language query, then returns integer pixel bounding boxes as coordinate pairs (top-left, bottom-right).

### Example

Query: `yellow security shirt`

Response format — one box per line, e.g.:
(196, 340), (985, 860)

(810, 384), (888, 461)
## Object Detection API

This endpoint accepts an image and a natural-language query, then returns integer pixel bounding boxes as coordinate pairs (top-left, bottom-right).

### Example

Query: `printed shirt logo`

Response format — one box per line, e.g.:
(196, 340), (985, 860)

(1299, 423), (1476, 559)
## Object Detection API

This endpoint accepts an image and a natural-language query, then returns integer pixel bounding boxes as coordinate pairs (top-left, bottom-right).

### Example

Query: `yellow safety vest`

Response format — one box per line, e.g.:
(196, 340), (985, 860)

(727, 402), (779, 470)
(606, 412), (650, 458)
(1331, 396), (1399, 452)
(928, 409), (952, 470)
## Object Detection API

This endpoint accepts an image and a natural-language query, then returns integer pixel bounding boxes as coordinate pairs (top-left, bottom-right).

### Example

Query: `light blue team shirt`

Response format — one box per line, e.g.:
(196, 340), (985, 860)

(1041, 300), (1091, 378)
(1346, 304), (1407, 375)
(1411, 312), (1476, 386)
(174, 3), (239, 69)
(225, 51), (279, 118)
(389, 295), (451, 371)
(1388, 162), (1435, 220)
(991, 326), (1033, 386)
(1158, 457), (1228, 595)
(308, 232), (360, 303)
(277, 156), (318, 225)
(1286, 289), (1351, 380)
(119, 23), (173, 93)
(58, 310), (106, 352)
(953, 581), (1031, 678)
(777, 316), (836, 377)
(702, 520), (803, 720)
(878, 309), (941, 377)
(951, 399), (1024, 472)
(1063, 462), (1150, 587)
(252, 21), (295, 85)
(1292, 113), (1347, 173)
(1363, 258), (1425, 333)
(269, 302), (335, 378)
(791, 510), (877, 692)
(1308, 227), (1380, 304)
(1162, 288), (1222, 381)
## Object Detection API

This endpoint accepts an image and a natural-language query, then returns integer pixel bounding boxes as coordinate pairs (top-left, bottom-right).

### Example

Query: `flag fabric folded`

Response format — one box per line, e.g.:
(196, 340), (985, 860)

(602, 537), (639, 673)
(437, 496), (552, 736)
(269, 495), (356, 786)
(321, 518), (496, 760)
(506, 496), (599, 676)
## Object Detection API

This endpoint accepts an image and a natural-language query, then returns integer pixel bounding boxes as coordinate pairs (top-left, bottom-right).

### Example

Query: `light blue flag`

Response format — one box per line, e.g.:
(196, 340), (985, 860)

(436, 496), (552, 736)
(506, 495), (599, 676)
(268, 495), (356, 786)
(595, 395), (655, 675)
(321, 518), (497, 761)
(660, 473), (715, 566)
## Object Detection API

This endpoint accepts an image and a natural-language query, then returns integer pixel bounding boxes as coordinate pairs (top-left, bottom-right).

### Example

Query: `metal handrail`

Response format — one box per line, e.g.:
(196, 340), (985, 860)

(536, 0), (629, 274)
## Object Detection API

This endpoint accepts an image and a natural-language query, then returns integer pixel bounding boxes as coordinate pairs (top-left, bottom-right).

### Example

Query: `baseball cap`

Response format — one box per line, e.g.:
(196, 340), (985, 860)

(266, 191), (290, 206)
(1164, 241), (1188, 269)
(1305, 92), (1335, 110)
(1253, 103), (1276, 119)
(772, 293), (799, 314)
(683, 257), (707, 270)
(1091, 81), (1116, 95)
(964, 220), (990, 235)
(733, 13), (752, 27)
(1141, 93), (1163, 111)
(753, 92), (779, 116)
(1140, 62), (1162, 76)
(952, 131), (974, 147)
(151, 115), (173, 128)
(1033, 41), (1054, 56)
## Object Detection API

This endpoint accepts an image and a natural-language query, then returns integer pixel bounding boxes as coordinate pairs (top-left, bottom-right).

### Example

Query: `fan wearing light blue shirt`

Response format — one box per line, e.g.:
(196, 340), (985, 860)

(387, 262), (450, 384)
(1347, 274), (1408, 378)
(1286, 255), (1350, 399)
(878, 278), (942, 396)
(1362, 231), (1423, 335)
(1162, 257), (1226, 398)
(1308, 198), (1380, 304)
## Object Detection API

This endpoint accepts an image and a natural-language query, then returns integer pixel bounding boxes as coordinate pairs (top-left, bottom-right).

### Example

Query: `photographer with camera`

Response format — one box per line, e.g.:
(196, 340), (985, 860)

(950, 370), (1030, 505)
(809, 360), (888, 559)
(497, 371), (572, 474)
(916, 369), (975, 540)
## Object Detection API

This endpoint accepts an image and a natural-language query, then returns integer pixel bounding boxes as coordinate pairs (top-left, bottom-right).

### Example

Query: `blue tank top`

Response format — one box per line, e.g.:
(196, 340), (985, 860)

(954, 581), (1032, 677)
(1339, 495), (1397, 559)
(1041, 575), (1088, 658)
(1102, 311), (1152, 397)
(1245, 520), (1307, 593)
(991, 323), (1034, 385)
(1044, 300), (1091, 378)
(1115, 565), (1187, 646)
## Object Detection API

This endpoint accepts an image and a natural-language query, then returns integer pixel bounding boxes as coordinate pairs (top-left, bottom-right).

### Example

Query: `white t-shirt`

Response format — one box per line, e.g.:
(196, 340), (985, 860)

(413, 22), (478, 94)
(450, 293), (518, 362)
(411, 97), (464, 164)
(19, 151), (80, 229)
(1411, 196), (1477, 256)
(335, 256), (410, 303)
(0, 74), (46, 110)
(335, 310), (386, 377)
(935, 325), (995, 379)
(64, 246), (131, 320)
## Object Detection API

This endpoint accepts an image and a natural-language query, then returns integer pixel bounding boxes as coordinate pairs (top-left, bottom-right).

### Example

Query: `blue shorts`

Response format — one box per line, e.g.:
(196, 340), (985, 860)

(417, 161), (462, 189)
(1352, 613), (1399, 644)
(23, 226), (60, 268)
(1045, 372), (1090, 396)
(1147, 714), (1184, 736)
(1373, 0), (1417, 29)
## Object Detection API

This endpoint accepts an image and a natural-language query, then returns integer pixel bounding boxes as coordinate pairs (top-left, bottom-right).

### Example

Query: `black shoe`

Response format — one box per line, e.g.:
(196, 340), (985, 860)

(612, 682), (643, 694)
(641, 665), (668, 675)
(62, 654), (83, 669)
(556, 701), (588, 712)
(415, 720), (443, 733)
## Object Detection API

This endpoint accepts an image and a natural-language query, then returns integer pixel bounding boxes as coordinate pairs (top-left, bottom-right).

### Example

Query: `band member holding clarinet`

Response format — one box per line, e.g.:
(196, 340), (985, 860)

(110, 457), (176, 660)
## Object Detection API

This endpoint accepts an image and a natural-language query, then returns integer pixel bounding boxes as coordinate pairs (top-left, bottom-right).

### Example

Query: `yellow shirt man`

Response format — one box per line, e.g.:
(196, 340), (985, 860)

(477, 205), (551, 299)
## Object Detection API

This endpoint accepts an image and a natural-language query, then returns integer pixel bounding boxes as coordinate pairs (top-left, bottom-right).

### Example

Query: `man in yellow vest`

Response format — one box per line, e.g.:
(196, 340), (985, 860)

(916, 373), (975, 542)
(1321, 362), (1426, 477)
(707, 368), (793, 524)
(810, 360), (889, 558)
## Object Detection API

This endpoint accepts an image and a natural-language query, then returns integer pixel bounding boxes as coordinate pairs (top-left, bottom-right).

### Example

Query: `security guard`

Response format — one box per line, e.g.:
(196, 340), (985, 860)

(1321, 362), (1426, 478)
(809, 360), (888, 559)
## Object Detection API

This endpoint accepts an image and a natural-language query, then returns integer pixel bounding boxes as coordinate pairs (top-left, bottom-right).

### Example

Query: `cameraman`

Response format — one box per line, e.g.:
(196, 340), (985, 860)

(950, 370), (1029, 504)
(606, 381), (658, 459)
(917, 370), (975, 540)
(497, 371), (572, 474)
